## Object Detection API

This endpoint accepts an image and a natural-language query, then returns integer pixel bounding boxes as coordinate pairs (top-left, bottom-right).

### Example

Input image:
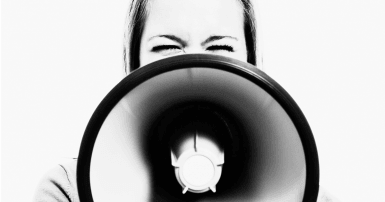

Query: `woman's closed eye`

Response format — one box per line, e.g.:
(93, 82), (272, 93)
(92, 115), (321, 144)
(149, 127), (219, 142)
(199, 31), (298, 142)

(206, 45), (234, 52)
(151, 45), (182, 55)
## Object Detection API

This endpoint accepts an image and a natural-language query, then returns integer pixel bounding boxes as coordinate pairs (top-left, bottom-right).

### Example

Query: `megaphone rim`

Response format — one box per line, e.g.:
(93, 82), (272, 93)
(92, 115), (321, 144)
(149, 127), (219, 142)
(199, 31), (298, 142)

(77, 54), (319, 202)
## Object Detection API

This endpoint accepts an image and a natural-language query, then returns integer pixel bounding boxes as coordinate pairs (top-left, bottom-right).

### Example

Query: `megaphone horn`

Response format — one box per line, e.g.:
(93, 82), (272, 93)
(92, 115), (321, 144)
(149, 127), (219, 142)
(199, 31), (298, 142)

(77, 54), (319, 201)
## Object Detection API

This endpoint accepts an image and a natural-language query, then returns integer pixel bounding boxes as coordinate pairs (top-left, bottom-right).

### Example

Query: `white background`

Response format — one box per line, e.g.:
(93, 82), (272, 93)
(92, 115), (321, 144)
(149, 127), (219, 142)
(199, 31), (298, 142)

(2, 0), (385, 201)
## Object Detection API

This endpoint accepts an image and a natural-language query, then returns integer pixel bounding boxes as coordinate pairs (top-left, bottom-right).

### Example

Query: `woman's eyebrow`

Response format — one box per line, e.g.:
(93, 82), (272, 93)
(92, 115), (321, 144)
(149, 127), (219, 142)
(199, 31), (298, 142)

(148, 34), (187, 46)
(201, 35), (238, 45)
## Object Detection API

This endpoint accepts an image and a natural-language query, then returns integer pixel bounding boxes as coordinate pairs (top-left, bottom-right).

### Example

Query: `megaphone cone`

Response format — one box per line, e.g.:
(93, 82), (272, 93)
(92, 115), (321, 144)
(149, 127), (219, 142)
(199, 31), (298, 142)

(77, 54), (319, 201)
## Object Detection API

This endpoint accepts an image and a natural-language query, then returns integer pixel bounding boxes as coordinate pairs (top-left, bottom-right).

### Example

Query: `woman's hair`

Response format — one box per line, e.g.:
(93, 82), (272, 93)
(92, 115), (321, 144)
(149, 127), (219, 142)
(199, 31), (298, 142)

(123, 0), (260, 74)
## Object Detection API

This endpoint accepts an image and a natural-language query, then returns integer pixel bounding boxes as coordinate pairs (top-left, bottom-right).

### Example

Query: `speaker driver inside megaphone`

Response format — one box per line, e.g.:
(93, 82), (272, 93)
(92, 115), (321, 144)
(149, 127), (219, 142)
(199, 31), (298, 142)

(77, 54), (319, 202)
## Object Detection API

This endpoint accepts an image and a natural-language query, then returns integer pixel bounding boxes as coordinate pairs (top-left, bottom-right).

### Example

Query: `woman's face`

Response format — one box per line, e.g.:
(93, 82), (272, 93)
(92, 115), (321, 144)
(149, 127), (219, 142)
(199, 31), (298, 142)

(139, 0), (248, 67)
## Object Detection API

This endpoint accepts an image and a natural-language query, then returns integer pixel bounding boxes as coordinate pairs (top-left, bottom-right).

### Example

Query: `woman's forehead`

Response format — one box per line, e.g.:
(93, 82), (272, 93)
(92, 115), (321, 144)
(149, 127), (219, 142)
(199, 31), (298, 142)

(143, 0), (244, 40)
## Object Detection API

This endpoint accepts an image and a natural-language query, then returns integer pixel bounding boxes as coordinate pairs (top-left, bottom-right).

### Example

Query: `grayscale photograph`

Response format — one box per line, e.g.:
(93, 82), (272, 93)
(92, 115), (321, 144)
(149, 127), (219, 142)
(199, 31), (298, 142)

(2, 0), (385, 201)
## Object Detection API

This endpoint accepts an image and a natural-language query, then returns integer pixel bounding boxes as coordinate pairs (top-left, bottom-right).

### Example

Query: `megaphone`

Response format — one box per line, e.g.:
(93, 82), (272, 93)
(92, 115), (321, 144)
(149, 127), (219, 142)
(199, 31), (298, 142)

(77, 54), (319, 201)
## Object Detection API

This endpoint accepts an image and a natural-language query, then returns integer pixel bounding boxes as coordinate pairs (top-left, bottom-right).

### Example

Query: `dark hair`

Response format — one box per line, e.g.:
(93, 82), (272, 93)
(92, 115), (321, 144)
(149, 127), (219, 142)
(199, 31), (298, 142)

(123, 0), (259, 74)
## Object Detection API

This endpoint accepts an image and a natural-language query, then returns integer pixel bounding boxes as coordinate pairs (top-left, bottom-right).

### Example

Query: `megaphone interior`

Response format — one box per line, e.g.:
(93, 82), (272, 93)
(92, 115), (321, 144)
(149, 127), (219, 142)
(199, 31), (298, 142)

(77, 54), (319, 201)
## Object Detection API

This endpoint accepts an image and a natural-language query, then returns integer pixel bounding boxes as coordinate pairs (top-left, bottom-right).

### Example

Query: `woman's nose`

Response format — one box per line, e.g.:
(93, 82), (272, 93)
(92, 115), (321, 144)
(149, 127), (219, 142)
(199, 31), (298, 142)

(183, 46), (205, 54)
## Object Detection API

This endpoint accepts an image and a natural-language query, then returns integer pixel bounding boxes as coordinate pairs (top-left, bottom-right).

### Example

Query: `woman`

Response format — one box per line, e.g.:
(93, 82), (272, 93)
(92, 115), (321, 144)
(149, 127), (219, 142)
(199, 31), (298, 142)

(123, 0), (261, 73)
(34, 0), (335, 201)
